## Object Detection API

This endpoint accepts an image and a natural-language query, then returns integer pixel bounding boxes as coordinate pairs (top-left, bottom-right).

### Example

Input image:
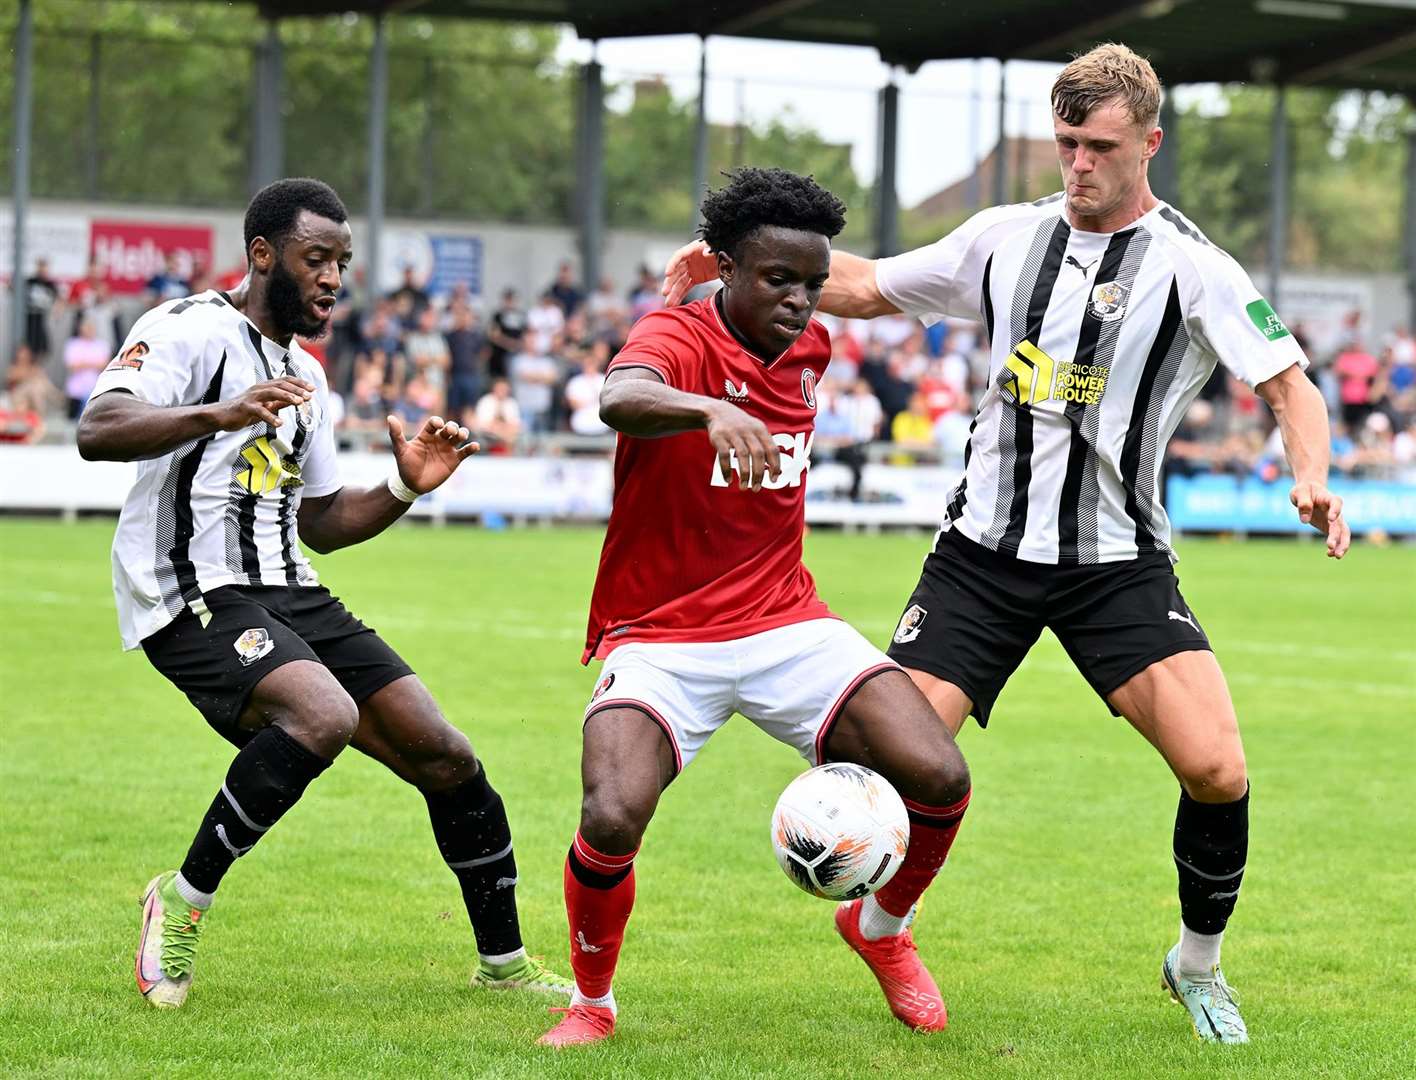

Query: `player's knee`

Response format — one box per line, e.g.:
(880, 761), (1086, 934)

(410, 724), (479, 791)
(1181, 756), (1248, 803)
(909, 751), (971, 807)
(579, 790), (650, 855)
(278, 685), (359, 757)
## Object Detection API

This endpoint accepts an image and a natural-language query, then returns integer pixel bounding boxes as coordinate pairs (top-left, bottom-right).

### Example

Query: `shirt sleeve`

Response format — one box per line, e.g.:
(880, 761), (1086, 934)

(875, 203), (1033, 326)
(607, 310), (704, 389)
(1185, 250), (1309, 388)
(88, 312), (205, 408)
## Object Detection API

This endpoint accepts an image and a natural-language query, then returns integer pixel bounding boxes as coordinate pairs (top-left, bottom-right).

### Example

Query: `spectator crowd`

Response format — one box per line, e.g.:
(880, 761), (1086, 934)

(4, 252), (1416, 498)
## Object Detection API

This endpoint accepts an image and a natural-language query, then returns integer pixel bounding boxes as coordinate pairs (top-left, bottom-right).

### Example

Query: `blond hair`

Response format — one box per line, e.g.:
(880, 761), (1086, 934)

(1051, 43), (1162, 129)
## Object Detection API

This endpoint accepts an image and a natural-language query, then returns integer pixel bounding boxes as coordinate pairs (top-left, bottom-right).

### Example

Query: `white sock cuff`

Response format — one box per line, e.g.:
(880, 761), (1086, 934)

(1177, 920), (1224, 976)
(479, 947), (527, 968)
(173, 872), (214, 911)
(858, 894), (913, 941)
(571, 986), (617, 1013)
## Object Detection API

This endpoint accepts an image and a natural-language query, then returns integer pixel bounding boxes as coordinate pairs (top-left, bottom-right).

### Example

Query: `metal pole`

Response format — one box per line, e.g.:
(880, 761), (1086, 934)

(993, 59), (1008, 207)
(966, 59), (981, 210)
(250, 18), (284, 194)
(367, 13), (388, 301)
(1152, 90), (1178, 206)
(86, 34), (102, 199)
(733, 78), (746, 168)
(1268, 84), (1288, 306)
(578, 58), (605, 295)
(875, 75), (900, 258)
(1405, 127), (1416, 332)
(10, 0), (34, 360)
(419, 54), (436, 216)
(691, 36), (709, 232)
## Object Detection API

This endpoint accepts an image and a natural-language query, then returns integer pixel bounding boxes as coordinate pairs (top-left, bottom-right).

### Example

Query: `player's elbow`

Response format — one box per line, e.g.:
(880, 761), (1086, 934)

(75, 413), (116, 460)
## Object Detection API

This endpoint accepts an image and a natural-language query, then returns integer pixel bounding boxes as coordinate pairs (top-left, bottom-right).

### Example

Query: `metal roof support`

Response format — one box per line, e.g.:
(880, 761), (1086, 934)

(1267, 84), (1288, 308)
(367, 11), (388, 299)
(1152, 90), (1178, 207)
(691, 36), (709, 233)
(577, 56), (606, 295)
(86, 34), (102, 199)
(993, 60), (1008, 208)
(251, 15), (285, 194)
(875, 75), (901, 258)
(9, 0), (34, 360)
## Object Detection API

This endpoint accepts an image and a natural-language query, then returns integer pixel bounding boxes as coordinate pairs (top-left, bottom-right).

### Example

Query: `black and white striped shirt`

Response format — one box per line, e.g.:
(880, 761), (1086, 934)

(877, 195), (1307, 564)
(91, 291), (341, 648)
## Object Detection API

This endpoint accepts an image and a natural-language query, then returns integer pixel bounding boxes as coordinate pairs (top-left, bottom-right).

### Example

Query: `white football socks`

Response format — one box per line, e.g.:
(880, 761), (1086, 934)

(858, 894), (914, 941)
(1176, 921), (1223, 979)
(571, 986), (617, 1014)
(173, 872), (213, 911)
(479, 947), (527, 969)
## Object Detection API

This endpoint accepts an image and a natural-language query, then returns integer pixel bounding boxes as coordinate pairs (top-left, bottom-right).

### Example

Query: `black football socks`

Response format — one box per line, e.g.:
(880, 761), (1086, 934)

(423, 765), (523, 960)
(177, 724), (333, 901)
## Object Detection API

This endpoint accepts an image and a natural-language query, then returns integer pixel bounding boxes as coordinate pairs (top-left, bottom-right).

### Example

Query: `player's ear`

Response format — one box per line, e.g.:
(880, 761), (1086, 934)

(249, 237), (275, 273)
(716, 250), (735, 287)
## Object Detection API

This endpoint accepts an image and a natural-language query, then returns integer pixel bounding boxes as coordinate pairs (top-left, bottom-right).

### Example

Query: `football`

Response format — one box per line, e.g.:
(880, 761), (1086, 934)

(770, 763), (909, 901)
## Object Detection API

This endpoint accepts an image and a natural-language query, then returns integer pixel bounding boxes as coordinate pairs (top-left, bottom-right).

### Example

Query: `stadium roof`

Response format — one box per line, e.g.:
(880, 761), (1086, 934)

(244, 0), (1416, 95)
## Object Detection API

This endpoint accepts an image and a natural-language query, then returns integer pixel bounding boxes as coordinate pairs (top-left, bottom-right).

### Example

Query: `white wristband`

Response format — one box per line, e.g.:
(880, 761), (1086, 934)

(387, 473), (421, 504)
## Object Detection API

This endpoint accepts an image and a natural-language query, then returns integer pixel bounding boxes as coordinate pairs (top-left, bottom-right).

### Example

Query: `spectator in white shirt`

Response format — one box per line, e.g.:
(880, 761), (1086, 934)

(474, 377), (523, 453)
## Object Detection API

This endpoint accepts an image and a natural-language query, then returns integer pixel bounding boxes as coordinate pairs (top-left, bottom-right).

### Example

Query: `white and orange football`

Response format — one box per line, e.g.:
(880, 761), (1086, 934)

(770, 763), (909, 901)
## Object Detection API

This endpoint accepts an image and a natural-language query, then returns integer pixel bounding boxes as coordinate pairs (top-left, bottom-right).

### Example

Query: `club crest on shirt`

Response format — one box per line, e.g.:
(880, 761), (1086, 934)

(893, 604), (927, 645)
(105, 340), (149, 373)
(591, 672), (616, 701)
(1088, 281), (1130, 323)
(233, 627), (275, 667)
(801, 368), (818, 411)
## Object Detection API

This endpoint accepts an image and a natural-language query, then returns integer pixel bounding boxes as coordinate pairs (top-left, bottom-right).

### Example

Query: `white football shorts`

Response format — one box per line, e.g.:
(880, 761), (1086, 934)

(583, 618), (899, 773)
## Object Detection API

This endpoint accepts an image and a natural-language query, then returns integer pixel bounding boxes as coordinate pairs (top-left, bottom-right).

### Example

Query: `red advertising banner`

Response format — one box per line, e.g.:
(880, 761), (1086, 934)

(89, 220), (214, 295)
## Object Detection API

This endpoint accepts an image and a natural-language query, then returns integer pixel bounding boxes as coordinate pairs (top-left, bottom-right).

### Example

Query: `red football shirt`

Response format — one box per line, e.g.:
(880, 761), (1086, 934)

(583, 294), (835, 662)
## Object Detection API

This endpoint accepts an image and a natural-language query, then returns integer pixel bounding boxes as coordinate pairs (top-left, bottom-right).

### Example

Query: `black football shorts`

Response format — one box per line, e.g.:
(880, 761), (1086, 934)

(141, 584), (413, 747)
(885, 527), (1211, 726)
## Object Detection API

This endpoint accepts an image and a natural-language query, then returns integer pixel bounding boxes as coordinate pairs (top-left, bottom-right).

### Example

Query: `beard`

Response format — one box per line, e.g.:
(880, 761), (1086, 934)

(268, 258), (329, 340)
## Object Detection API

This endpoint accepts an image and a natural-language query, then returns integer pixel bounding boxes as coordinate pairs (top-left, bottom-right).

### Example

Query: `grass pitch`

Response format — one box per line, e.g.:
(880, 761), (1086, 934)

(1, 519), (1413, 1079)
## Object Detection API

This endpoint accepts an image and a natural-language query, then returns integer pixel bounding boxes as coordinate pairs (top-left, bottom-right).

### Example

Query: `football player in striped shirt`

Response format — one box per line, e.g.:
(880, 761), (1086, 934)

(78, 178), (570, 1008)
(665, 44), (1350, 1045)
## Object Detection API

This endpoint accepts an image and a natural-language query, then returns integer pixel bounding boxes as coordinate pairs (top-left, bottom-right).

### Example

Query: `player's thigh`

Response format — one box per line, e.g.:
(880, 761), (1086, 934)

(901, 668), (974, 737)
(287, 585), (416, 712)
(141, 585), (328, 748)
(1109, 650), (1248, 803)
(351, 675), (478, 792)
(824, 667), (970, 807)
(737, 619), (968, 806)
(580, 643), (735, 851)
(884, 528), (1045, 729)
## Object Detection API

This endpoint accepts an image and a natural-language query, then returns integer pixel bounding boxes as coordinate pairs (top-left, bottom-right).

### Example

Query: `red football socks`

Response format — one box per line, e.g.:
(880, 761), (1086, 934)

(872, 792), (971, 918)
(564, 831), (637, 1000)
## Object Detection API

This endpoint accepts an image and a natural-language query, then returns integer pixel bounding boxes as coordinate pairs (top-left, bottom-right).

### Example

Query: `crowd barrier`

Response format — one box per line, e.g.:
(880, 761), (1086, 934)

(2, 445), (1413, 536)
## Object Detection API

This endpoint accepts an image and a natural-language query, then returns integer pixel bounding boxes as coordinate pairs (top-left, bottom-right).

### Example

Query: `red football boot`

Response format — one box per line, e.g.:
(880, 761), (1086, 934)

(835, 898), (948, 1032)
(537, 1003), (617, 1047)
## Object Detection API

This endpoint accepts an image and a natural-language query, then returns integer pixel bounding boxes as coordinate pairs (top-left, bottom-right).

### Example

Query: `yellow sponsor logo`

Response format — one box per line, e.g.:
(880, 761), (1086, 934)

(1001, 339), (1055, 407)
(237, 437), (302, 494)
(1053, 361), (1110, 406)
(1001, 341), (1110, 407)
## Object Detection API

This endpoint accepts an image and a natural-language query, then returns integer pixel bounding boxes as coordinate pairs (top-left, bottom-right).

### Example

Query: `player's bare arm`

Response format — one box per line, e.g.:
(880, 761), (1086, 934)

(599, 367), (781, 491)
(1256, 363), (1351, 559)
(661, 239), (899, 319)
(76, 378), (315, 462)
(298, 414), (478, 553)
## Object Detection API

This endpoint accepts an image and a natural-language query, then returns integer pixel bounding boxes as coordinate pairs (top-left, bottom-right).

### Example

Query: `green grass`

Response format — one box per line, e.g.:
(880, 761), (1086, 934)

(1, 520), (1413, 1079)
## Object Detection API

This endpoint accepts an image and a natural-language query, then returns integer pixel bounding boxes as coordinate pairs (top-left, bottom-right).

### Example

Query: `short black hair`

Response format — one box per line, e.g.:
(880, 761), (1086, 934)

(244, 177), (347, 259)
(699, 167), (846, 260)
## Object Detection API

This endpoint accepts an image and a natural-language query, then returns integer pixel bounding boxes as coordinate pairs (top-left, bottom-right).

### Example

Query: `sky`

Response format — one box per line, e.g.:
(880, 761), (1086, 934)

(556, 33), (1072, 208)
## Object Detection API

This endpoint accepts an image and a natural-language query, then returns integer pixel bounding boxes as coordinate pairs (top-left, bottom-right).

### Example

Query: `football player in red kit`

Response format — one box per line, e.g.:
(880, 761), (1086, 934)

(539, 169), (973, 1047)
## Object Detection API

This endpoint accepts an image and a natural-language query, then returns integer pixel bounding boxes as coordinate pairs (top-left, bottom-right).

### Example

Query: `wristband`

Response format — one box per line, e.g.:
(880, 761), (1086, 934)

(387, 473), (421, 503)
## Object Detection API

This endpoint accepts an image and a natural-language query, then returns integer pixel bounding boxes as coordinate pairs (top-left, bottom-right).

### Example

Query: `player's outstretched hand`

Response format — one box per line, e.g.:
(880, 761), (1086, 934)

(388, 414), (479, 495)
(705, 401), (781, 492)
(209, 378), (314, 431)
(662, 240), (718, 307)
(1290, 480), (1350, 559)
